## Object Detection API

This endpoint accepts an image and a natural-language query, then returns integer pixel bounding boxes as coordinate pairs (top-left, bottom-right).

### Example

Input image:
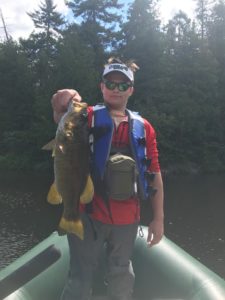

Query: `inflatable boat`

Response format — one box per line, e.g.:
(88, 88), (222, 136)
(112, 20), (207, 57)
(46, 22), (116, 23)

(0, 226), (225, 300)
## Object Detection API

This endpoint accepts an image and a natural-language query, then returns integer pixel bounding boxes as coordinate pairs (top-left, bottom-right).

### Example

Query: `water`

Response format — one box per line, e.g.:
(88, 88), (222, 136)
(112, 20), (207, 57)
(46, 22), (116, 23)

(0, 172), (224, 279)
(163, 174), (225, 279)
(0, 172), (62, 269)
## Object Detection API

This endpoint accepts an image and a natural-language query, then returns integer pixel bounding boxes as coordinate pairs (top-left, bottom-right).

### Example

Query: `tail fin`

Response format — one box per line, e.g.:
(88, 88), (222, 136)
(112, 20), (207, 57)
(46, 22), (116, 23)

(58, 217), (84, 240)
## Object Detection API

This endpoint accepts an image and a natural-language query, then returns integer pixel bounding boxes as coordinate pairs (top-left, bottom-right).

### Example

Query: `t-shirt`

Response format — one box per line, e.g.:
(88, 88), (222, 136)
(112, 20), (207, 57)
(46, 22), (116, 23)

(81, 106), (160, 225)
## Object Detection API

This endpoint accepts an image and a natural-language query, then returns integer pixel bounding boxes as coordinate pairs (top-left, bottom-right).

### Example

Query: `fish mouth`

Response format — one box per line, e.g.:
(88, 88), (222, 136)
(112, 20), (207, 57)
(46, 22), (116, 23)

(71, 101), (88, 112)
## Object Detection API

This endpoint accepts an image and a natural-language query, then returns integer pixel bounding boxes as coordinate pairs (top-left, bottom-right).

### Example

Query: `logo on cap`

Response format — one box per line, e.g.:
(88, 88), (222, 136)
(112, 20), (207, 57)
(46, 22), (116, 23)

(109, 64), (129, 72)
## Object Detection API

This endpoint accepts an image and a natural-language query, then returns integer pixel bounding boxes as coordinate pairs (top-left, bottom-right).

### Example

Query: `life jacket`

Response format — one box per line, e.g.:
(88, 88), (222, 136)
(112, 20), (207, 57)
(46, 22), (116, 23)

(89, 104), (152, 201)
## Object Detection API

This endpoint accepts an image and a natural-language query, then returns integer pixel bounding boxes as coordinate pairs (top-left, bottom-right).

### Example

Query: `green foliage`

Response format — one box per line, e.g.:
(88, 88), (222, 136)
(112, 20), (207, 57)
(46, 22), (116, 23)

(51, 25), (99, 102)
(27, 0), (64, 34)
(194, 0), (211, 40)
(120, 0), (163, 110)
(1, 0), (225, 173)
(66, 0), (123, 61)
(0, 41), (35, 151)
(24, 0), (65, 92)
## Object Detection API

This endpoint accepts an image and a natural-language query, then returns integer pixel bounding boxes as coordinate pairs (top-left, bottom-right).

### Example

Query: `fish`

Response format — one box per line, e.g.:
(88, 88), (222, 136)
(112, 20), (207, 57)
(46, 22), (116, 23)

(54, 101), (93, 240)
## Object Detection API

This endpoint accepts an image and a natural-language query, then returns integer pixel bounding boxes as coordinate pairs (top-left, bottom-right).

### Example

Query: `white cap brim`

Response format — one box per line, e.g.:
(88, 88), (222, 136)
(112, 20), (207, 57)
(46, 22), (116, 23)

(102, 63), (134, 82)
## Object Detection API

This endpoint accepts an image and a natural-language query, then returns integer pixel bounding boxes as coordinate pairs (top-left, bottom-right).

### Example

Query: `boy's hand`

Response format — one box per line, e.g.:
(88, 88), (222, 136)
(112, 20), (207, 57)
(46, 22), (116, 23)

(147, 219), (164, 247)
(51, 89), (82, 123)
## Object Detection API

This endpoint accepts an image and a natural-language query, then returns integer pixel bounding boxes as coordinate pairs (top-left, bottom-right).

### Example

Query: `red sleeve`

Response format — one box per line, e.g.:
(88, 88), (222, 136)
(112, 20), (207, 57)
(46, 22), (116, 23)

(87, 106), (94, 128)
(144, 119), (161, 172)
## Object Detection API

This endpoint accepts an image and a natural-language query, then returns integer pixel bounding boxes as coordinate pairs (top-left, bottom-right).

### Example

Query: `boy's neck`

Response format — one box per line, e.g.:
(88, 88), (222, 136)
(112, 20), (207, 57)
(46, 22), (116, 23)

(110, 109), (126, 117)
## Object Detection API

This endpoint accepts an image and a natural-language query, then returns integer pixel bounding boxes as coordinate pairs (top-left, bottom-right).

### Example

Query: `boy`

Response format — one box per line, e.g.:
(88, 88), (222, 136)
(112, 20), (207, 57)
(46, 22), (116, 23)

(51, 57), (164, 300)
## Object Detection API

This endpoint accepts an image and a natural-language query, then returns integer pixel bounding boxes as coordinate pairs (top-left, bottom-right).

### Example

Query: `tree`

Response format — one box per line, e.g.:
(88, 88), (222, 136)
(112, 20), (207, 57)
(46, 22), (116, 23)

(24, 0), (65, 90)
(159, 10), (220, 171)
(1, 0), (225, 172)
(194, 0), (211, 41)
(165, 11), (194, 44)
(208, 1), (225, 66)
(120, 0), (163, 110)
(27, 0), (65, 38)
(0, 40), (36, 169)
(207, 0), (225, 162)
(12, 1), (67, 169)
(52, 24), (99, 103)
(66, 0), (123, 68)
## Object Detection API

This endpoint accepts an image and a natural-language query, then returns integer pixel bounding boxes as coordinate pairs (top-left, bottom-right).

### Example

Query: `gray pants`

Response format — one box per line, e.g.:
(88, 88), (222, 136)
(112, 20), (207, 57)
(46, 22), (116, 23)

(60, 213), (138, 300)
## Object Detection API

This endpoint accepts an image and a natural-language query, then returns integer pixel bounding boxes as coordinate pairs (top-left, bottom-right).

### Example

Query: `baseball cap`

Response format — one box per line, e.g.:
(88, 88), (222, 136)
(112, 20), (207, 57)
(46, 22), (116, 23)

(102, 63), (134, 82)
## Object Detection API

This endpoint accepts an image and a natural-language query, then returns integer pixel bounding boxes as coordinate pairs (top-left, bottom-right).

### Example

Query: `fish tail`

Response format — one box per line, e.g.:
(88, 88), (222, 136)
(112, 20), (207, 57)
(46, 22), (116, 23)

(58, 217), (84, 240)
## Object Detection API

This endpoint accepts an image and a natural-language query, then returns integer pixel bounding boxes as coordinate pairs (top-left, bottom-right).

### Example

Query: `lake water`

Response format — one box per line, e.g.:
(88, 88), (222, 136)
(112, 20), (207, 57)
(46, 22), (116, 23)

(0, 172), (224, 279)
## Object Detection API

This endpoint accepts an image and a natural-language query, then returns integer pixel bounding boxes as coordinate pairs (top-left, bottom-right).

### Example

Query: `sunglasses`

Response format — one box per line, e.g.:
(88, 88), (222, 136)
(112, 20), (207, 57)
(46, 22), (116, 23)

(103, 79), (133, 92)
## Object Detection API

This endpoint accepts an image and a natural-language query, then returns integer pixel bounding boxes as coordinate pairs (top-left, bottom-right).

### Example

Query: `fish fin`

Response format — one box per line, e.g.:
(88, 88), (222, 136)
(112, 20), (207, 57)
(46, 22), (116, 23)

(58, 217), (84, 240)
(80, 175), (94, 204)
(47, 182), (62, 205)
(42, 139), (56, 151)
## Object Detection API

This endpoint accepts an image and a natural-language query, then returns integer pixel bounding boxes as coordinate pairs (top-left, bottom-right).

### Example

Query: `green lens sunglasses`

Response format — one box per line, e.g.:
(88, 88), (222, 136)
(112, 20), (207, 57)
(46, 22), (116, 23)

(103, 79), (133, 92)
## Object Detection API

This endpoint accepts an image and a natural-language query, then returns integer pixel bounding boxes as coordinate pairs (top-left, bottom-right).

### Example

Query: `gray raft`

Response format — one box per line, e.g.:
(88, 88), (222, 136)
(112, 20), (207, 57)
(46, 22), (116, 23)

(0, 226), (225, 300)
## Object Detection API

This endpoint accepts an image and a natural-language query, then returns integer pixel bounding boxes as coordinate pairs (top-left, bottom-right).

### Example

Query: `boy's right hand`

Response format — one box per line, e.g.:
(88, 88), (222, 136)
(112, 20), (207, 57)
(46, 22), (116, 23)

(51, 89), (82, 123)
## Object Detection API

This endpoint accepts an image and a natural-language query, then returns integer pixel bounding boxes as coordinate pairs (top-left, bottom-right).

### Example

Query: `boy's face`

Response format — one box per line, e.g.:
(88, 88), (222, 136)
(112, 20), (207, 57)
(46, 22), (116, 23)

(101, 72), (134, 111)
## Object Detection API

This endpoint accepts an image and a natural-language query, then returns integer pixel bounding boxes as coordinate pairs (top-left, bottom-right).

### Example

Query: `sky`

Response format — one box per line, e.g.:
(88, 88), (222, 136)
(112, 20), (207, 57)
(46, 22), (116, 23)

(0, 0), (196, 41)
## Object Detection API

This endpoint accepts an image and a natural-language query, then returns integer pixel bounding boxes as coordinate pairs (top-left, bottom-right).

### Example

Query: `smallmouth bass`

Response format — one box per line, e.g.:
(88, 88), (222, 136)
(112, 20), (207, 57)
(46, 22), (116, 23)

(54, 101), (93, 239)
